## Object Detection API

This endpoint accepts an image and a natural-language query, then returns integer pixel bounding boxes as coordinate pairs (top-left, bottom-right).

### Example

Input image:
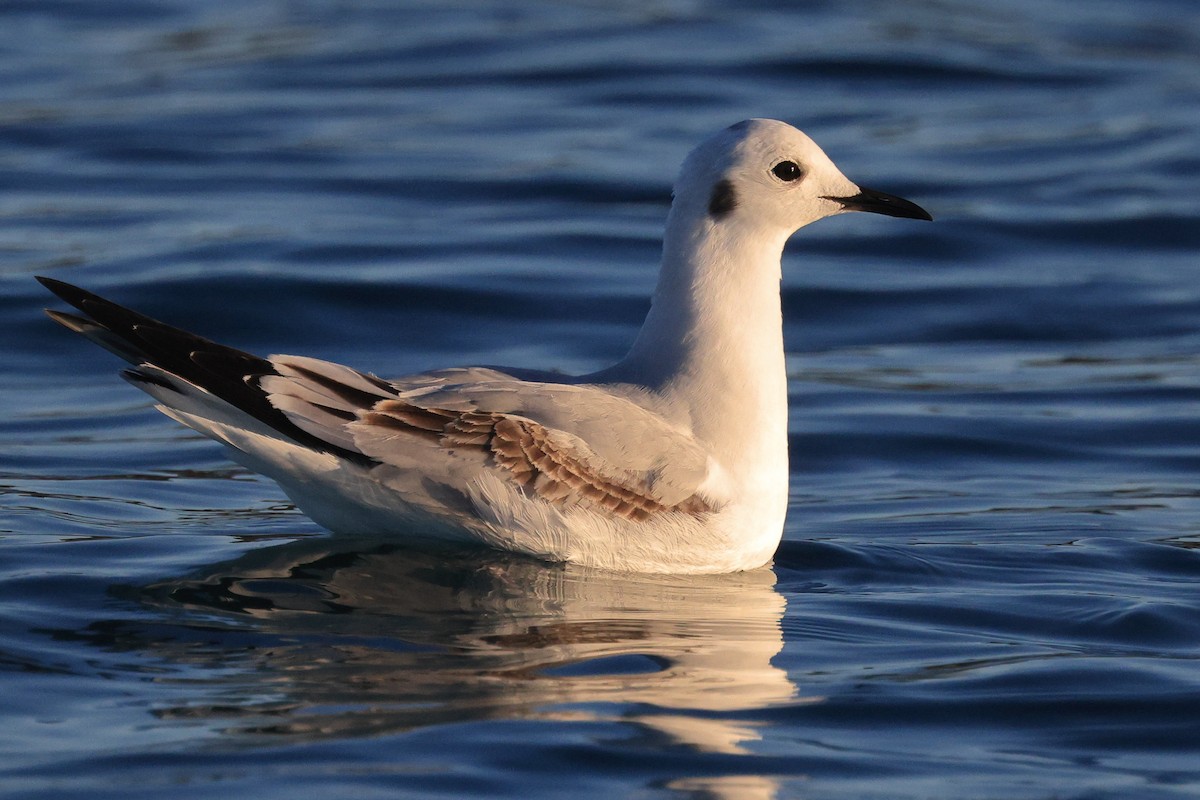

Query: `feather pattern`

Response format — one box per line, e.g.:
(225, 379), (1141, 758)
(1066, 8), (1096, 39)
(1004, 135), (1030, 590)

(360, 398), (714, 521)
(261, 354), (718, 520)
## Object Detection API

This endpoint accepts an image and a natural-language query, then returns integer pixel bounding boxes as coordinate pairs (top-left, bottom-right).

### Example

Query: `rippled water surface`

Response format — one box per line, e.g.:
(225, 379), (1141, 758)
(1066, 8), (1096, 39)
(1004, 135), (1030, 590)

(3, 1), (1200, 798)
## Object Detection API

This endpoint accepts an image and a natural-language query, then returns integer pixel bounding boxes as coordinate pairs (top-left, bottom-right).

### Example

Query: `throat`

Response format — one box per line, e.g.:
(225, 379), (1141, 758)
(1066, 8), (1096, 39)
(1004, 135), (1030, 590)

(616, 214), (791, 477)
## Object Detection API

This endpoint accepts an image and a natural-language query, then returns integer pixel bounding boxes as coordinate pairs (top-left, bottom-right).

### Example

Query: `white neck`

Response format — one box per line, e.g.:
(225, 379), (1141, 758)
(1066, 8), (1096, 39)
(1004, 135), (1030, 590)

(613, 202), (792, 496)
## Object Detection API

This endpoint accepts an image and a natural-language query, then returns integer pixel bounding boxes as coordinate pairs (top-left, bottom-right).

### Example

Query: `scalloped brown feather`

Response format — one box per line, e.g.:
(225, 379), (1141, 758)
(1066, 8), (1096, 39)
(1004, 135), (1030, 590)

(365, 399), (712, 522)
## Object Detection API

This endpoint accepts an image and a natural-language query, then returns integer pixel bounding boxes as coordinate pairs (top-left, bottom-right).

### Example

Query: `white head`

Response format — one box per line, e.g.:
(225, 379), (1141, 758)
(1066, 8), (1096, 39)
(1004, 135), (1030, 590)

(620, 119), (931, 391)
(671, 119), (931, 236)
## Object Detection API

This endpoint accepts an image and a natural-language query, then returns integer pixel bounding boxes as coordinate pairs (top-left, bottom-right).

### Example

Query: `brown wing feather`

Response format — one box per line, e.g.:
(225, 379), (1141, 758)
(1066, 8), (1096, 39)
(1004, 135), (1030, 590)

(363, 399), (712, 521)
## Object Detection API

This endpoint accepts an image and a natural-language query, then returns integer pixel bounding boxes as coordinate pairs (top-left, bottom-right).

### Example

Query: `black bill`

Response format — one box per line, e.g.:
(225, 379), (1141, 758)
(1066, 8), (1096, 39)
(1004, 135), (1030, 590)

(824, 186), (932, 221)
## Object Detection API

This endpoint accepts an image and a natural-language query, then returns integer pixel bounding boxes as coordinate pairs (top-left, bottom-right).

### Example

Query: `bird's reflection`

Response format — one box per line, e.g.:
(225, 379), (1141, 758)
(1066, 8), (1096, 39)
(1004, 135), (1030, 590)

(116, 537), (799, 790)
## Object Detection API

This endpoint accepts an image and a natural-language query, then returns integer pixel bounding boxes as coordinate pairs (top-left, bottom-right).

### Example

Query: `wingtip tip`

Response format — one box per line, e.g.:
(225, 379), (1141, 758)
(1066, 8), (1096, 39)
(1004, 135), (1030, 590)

(43, 307), (93, 334)
(35, 274), (74, 300)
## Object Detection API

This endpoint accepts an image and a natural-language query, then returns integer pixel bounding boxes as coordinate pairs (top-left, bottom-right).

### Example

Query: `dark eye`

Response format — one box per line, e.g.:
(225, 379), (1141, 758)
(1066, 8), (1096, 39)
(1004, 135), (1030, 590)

(771, 160), (803, 182)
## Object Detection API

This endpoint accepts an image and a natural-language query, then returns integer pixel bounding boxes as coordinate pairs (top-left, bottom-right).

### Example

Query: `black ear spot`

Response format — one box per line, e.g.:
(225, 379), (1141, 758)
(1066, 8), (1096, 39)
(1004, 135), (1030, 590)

(707, 179), (737, 219)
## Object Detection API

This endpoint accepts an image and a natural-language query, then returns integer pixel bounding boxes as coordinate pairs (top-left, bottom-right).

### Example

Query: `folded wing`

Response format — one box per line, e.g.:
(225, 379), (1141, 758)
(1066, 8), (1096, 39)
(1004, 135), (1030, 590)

(264, 356), (719, 521)
(39, 277), (718, 525)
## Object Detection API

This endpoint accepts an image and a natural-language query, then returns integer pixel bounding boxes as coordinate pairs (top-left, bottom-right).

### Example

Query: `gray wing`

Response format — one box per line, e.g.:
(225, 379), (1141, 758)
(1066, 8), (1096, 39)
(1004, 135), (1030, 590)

(260, 356), (718, 521)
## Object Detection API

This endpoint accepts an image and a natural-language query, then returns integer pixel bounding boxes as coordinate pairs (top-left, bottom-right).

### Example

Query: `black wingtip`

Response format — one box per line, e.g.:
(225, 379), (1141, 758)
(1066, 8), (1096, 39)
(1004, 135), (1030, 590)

(35, 274), (376, 465)
(36, 275), (100, 312)
(36, 274), (69, 294)
(121, 367), (181, 392)
(44, 308), (92, 329)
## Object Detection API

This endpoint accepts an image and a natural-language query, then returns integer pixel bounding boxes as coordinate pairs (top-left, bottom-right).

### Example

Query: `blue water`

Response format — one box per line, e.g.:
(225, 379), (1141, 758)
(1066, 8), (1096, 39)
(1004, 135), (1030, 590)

(3, 1), (1200, 797)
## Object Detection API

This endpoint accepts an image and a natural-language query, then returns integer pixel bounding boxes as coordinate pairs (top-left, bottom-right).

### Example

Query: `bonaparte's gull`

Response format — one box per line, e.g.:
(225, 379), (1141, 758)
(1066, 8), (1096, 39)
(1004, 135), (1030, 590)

(40, 119), (931, 574)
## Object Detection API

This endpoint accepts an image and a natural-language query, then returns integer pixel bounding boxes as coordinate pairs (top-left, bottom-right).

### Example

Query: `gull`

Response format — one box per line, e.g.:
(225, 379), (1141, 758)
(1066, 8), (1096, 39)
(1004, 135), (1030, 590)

(39, 119), (931, 574)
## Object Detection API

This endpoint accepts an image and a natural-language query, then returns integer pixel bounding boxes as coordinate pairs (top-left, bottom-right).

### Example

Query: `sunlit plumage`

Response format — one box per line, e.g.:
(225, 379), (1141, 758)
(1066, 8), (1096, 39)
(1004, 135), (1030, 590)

(41, 119), (930, 573)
